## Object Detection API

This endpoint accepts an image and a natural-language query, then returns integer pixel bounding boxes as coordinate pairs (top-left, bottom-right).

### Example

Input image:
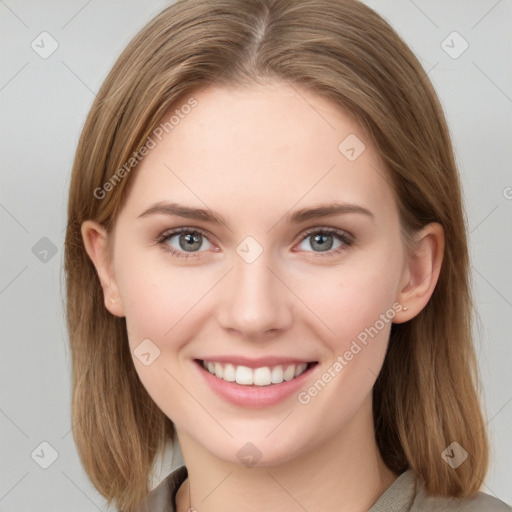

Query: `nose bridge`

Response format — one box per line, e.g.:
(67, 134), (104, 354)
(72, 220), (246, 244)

(217, 241), (291, 337)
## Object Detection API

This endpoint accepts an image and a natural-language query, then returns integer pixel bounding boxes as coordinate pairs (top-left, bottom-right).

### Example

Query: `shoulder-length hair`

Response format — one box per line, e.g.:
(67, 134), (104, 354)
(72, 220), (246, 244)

(64, 0), (489, 510)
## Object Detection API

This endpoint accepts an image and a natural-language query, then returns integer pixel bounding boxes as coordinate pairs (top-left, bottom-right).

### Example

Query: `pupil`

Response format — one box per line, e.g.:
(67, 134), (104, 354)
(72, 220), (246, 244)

(312, 233), (333, 251)
(180, 233), (201, 251)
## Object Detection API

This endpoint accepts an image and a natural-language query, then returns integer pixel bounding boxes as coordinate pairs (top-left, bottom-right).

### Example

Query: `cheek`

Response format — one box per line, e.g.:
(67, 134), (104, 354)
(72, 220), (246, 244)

(292, 256), (402, 424)
(296, 250), (402, 352)
(116, 248), (217, 353)
(115, 257), (213, 415)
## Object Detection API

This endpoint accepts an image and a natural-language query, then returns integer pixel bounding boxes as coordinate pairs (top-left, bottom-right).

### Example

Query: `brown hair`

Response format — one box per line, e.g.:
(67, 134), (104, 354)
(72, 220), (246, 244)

(64, 0), (489, 510)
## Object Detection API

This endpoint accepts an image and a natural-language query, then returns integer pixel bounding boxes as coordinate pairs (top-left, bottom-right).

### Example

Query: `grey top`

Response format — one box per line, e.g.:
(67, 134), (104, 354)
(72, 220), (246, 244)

(135, 465), (511, 511)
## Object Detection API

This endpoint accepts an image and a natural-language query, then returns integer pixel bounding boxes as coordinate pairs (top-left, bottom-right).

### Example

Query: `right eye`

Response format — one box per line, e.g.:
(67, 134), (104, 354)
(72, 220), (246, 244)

(156, 227), (215, 258)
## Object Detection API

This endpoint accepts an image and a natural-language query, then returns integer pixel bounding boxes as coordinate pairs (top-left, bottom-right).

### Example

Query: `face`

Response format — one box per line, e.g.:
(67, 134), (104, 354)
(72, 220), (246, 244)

(87, 82), (414, 466)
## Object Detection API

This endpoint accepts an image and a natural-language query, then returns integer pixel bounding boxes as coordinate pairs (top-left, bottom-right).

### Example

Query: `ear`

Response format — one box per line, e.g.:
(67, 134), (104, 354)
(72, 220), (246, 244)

(393, 222), (444, 324)
(81, 220), (125, 317)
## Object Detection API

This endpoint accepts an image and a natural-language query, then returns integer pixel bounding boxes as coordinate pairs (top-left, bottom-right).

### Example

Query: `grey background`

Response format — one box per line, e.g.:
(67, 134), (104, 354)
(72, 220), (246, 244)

(1, 0), (511, 510)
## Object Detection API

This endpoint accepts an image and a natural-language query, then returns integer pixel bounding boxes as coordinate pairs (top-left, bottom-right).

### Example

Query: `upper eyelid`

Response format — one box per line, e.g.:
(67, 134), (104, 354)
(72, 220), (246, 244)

(300, 226), (352, 238)
(159, 226), (215, 243)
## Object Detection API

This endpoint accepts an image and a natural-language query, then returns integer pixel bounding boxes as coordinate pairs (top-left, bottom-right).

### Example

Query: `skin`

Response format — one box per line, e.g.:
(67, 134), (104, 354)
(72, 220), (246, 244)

(82, 81), (444, 512)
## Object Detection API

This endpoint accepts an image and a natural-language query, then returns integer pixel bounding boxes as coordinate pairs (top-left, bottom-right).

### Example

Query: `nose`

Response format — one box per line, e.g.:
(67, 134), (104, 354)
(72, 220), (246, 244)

(216, 249), (293, 339)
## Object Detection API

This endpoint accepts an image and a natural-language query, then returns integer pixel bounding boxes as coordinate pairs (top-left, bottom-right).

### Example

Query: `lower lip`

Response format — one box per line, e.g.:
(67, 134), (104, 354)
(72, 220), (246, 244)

(193, 359), (318, 408)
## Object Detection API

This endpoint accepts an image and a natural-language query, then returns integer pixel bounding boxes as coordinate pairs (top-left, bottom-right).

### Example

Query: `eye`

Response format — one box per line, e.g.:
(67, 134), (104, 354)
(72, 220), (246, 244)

(156, 228), (214, 258)
(296, 227), (353, 256)
(156, 226), (353, 259)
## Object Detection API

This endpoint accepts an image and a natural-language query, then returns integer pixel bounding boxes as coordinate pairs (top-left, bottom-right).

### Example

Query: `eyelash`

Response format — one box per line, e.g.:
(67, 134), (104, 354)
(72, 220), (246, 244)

(155, 226), (353, 259)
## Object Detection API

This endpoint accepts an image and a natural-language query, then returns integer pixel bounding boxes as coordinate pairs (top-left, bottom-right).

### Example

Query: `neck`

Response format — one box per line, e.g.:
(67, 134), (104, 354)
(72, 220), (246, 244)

(175, 394), (398, 512)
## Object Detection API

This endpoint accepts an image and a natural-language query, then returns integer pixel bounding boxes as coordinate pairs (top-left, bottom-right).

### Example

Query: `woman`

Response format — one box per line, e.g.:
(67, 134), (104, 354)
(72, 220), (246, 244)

(64, 0), (511, 511)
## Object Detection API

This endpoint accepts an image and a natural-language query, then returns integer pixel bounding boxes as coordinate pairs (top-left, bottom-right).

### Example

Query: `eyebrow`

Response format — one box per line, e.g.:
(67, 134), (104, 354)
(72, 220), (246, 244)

(137, 201), (374, 227)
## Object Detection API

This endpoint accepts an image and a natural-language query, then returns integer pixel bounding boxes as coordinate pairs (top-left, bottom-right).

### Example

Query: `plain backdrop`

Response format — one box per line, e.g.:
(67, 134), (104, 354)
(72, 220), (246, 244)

(1, 0), (511, 510)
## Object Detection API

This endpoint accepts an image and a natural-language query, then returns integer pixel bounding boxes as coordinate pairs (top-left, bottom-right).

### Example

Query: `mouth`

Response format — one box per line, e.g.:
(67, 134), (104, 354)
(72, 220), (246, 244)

(194, 359), (319, 387)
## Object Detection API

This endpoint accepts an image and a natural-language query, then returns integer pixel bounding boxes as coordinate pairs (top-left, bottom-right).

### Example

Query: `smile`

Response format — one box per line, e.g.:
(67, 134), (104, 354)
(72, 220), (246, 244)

(193, 358), (319, 408)
(199, 359), (315, 386)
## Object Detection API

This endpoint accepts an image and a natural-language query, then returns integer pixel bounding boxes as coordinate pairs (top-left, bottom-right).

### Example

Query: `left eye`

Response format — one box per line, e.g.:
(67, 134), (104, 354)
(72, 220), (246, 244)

(297, 229), (351, 254)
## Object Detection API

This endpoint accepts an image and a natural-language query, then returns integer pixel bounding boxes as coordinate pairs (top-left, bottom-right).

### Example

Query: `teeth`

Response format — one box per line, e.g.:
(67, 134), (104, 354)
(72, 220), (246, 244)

(235, 365), (253, 385)
(201, 360), (309, 386)
(214, 362), (223, 378)
(254, 367), (271, 386)
(223, 363), (236, 382)
(283, 365), (295, 381)
(271, 365), (284, 384)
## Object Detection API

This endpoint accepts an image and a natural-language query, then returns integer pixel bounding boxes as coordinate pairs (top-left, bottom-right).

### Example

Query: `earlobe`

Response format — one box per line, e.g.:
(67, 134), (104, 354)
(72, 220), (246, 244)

(393, 222), (445, 323)
(81, 220), (125, 317)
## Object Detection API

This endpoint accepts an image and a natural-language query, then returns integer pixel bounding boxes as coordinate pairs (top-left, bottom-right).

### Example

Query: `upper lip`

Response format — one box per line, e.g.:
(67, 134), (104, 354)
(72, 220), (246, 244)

(195, 356), (317, 369)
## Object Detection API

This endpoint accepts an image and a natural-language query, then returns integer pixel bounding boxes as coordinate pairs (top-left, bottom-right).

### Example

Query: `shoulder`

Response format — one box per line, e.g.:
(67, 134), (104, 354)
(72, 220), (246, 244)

(413, 490), (511, 511)
(135, 465), (188, 512)
(412, 473), (511, 512)
(370, 469), (511, 512)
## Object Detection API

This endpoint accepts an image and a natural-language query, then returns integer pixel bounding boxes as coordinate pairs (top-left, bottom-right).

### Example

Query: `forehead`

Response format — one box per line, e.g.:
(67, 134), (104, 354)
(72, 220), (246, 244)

(119, 82), (397, 225)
